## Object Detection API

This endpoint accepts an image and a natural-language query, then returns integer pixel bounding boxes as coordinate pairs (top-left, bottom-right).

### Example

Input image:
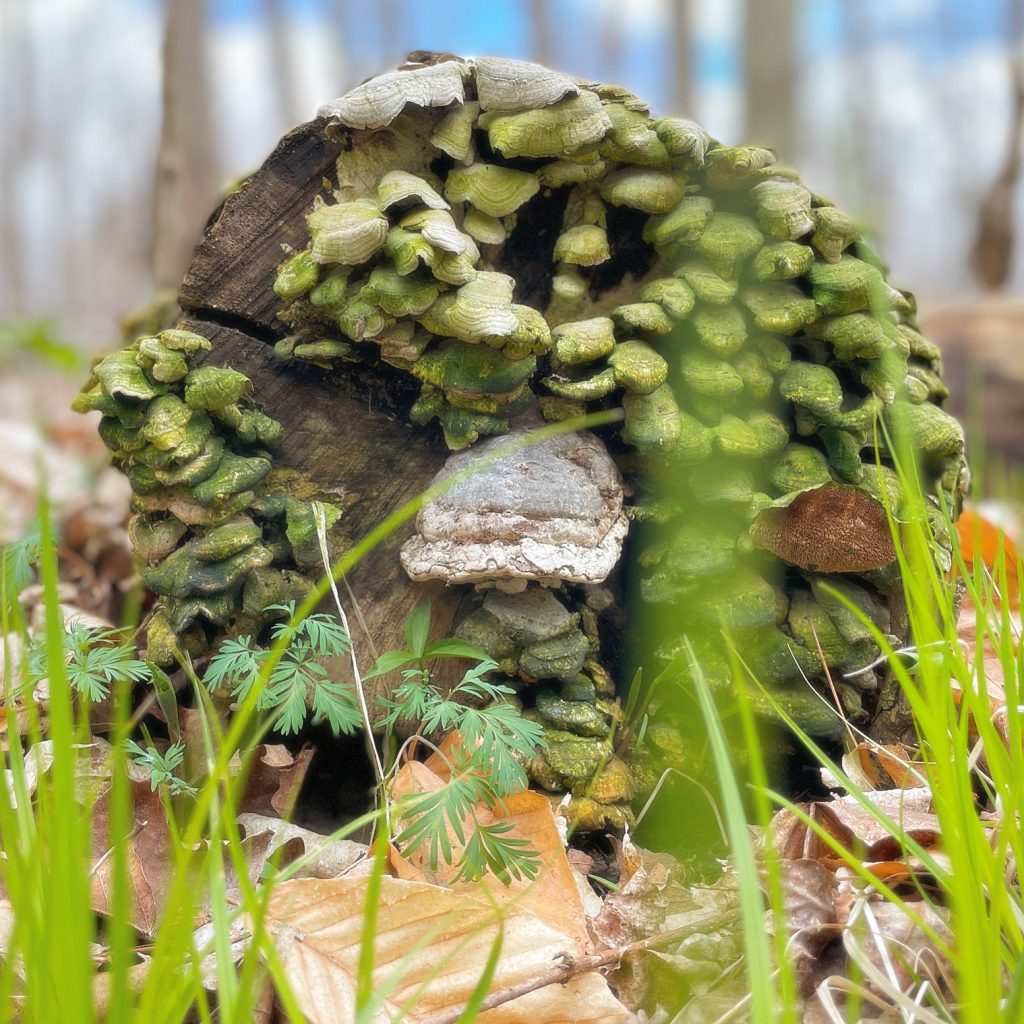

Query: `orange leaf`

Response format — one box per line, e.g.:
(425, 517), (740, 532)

(956, 508), (1019, 606)
(423, 730), (468, 781)
(841, 742), (927, 791)
(389, 761), (592, 951)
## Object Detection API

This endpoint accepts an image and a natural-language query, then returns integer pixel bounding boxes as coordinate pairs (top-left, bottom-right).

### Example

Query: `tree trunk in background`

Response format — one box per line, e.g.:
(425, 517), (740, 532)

(842, 2), (883, 229)
(152, 0), (219, 292)
(744, 0), (797, 161)
(970, 1), (1024, 291)
(530, 0), (552, 68)
(326, 0), (354, 91)
(598, 4), (625, 85)
(668, 0), (692, 117)
(376, 0), (402, 70)
(264, 0), (303, 130)
(0, 11), (32, 315)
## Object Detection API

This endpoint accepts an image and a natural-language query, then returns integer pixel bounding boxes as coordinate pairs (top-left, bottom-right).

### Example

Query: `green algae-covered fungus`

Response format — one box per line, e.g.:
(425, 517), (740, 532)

(80, 55), (967, 831)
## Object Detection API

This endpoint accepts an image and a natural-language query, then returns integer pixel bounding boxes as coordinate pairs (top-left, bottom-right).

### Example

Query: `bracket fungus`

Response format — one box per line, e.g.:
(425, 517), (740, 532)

(81, 53), (968, 825)
(400, 426), (628, 590)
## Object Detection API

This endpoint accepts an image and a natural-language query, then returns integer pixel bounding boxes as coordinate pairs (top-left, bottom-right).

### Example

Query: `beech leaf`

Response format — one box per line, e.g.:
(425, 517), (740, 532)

(389, 760), (591, 951)
(260, 876), (632, 1023)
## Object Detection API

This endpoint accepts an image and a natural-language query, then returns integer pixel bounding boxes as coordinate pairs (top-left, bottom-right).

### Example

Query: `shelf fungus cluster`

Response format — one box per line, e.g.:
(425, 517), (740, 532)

(83, 55), (967, 829)
(274, 55), (965, 719)
(75, 329), (338, 665)
(399, 425), (632, 829)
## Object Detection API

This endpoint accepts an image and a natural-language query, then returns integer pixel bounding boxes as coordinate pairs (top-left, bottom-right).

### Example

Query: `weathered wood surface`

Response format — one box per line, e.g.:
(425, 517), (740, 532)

(181, 120), (339, 334)
(174, 122), (474, 698)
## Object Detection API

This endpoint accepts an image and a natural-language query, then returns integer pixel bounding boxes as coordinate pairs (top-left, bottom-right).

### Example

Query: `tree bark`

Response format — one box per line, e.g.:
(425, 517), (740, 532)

(107, 54), (965, 750)
(175, 117), (474, 698)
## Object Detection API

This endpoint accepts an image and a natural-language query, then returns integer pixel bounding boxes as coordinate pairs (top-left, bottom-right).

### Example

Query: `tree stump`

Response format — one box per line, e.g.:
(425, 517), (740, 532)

(78, 54), (968, 828)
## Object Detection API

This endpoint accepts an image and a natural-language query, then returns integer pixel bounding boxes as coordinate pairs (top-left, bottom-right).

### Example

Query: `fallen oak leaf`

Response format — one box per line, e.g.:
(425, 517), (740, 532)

(89, 739), (317, 937)
(814, 790), (940, 864)
(259, 875), (631, 1023)
(239, 743), (315, 818)
(771, 801), (851, 863)
(90, 767), (177, 937)
(782, 858), (839, 996)
(601, 843), (745, 1016)
(844, 897), (954, 1006)
(771, 789), (940, 866)
(592, 836), (678, 948)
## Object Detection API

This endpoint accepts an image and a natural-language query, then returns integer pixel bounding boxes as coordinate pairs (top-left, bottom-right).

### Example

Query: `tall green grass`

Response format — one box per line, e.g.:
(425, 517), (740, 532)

(682, 433), (1024, 1020)
(1, 393), (1019, 1020)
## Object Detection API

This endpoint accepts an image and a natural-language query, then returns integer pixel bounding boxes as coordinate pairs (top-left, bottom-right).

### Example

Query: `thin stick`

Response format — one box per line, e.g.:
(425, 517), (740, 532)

(90, 819), (146, 877)
(810, 622), (858, 749)
(341, 570), (380, 666)
(314, 503), (385, 789)
(634, 765), (728, 845)
(419, 922), (713, 1024)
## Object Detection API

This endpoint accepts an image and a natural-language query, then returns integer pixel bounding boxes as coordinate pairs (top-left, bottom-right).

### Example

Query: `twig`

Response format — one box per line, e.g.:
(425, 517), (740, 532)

(313, 503), (385, 789)
(90, 819), (146, 877)
(634, 766), (728, 846)
(419, 922), (708, 1024)
(341, 571), (380, 666)
(810, 622), (858, 749)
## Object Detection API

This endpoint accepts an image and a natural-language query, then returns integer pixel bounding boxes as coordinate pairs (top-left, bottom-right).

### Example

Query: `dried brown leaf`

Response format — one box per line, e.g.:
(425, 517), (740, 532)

(772, 789), (939, 865)
(592, 838), (678, 948)
(602, 844), (744, 1016)
(848, 899), (954, 1001)
(783, 859), (839, 992)
(91, 773), (176, 937)
(237, 812), (369, 879)
(821, 742), (927, 792)
(239, 744), (315, 818)
(261, 876), (631, 1023)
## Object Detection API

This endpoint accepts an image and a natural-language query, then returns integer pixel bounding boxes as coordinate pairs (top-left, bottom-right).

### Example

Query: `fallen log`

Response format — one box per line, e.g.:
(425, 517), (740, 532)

(77, 54), (968, 825)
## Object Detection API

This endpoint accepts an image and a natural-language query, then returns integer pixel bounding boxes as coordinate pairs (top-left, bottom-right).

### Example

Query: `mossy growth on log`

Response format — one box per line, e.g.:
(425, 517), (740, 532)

(77, 54), (967, 829)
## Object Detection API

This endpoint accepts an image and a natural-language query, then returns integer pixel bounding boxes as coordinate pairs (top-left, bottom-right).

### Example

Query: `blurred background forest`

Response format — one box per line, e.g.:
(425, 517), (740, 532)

(3, 0), (1023, 340)
(1, 0), (1023, 532)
